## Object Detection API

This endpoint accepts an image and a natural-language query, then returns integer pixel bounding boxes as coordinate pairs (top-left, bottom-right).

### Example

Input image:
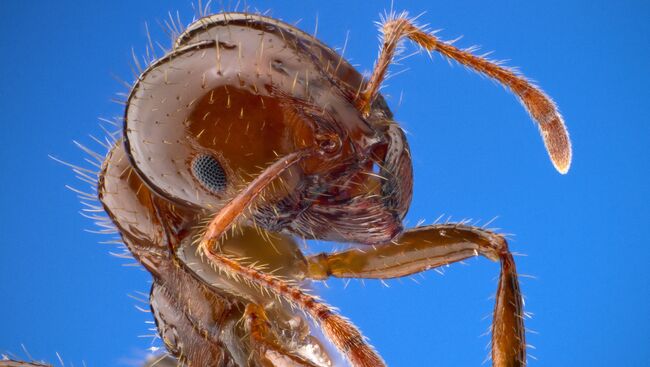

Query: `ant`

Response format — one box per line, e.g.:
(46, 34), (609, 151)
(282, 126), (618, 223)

(4, 8), (571, 367)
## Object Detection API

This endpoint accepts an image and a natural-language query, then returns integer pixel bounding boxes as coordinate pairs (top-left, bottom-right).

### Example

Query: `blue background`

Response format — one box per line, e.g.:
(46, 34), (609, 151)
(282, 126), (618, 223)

(1, 1), (648, 366)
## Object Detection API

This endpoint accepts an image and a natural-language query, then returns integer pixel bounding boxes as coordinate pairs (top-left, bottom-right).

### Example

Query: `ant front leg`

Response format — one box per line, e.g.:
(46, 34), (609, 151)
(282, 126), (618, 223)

(307, 224), (526, 367)
(197, 151), (386, 367)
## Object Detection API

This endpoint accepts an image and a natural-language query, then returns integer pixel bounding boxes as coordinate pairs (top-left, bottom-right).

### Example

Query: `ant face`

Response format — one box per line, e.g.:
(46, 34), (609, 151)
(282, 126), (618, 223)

(123, 14), (412, 244)
(271, 90), (414, 245)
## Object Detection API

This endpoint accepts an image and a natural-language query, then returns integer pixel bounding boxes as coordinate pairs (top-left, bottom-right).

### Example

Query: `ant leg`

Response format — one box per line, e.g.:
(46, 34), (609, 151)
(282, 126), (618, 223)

(307, 224), (526, 367)
(243, 303), (321, 367)
(198, 152), (385, 367)
(201, 150), (307, 243)
(359, 12), (571, 174)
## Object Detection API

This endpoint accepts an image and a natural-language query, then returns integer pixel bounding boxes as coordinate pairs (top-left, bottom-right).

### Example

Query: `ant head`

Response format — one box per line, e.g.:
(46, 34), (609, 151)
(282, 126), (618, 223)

(123, 14), (412, 243)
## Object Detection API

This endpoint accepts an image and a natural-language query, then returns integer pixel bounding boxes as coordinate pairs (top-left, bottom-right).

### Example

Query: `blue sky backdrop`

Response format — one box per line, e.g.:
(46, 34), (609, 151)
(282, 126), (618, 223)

(1, 1), (649, 366)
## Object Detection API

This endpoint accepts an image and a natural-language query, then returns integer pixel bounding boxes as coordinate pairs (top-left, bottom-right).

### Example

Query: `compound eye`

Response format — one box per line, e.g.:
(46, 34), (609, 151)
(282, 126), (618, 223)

(192, 154), (227, 193)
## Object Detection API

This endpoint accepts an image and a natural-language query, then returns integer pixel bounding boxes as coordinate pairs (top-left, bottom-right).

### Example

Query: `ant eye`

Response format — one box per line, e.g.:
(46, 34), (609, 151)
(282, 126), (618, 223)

(123, 42), (294, 208)
(192, 154), (227, 193)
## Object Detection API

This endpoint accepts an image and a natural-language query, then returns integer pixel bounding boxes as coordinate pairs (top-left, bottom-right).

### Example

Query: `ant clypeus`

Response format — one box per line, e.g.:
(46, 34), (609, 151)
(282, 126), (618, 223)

(5, 7), (571, 367)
